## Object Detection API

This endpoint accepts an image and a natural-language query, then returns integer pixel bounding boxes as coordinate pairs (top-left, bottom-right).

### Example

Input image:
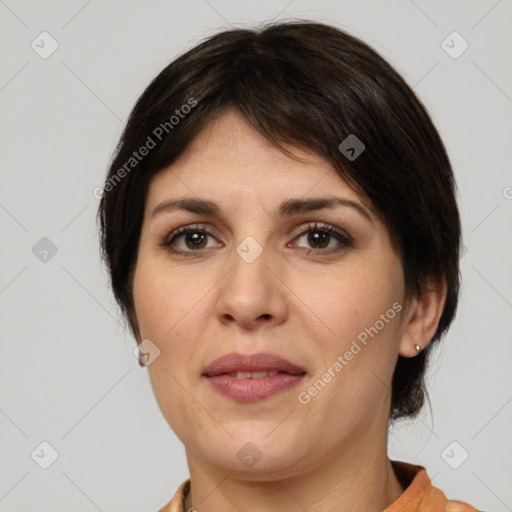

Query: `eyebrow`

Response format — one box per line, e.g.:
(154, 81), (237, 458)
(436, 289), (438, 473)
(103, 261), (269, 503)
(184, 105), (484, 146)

(151, 196), (373, 222)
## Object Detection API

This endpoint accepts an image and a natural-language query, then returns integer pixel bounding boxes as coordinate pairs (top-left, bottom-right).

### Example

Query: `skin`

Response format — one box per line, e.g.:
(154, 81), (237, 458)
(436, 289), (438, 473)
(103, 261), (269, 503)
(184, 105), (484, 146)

(132, 108), (446, 512)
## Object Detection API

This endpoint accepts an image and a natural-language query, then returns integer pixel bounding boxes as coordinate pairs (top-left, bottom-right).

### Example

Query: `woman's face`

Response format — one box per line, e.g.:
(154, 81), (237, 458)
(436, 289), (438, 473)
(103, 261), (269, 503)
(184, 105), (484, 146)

(133, 108), (408, 478)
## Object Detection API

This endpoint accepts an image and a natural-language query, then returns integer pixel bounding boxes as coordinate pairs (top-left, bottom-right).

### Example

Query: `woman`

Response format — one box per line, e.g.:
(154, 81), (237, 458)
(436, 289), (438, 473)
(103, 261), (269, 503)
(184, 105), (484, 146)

(98, 21), (479, 511)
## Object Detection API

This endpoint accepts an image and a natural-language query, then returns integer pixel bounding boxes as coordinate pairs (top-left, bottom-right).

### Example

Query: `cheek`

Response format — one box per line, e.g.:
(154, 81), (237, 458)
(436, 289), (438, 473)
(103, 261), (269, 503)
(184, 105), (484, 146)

(133, 255), (202, 341)
(303, 264), (401, 341)
(292, 258), (404, 401)
(132, 257), (214, 398)
(298, 271), (403, 417)
(133, 260), (207, 425)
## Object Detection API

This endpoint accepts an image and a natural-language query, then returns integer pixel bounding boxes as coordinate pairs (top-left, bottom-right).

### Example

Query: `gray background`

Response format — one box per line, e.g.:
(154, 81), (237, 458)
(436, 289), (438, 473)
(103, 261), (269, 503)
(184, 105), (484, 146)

(1, 1), (511, 511)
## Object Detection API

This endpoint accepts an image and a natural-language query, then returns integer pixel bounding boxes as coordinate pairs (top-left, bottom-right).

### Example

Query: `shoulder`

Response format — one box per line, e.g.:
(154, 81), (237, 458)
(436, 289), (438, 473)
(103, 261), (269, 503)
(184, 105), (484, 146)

(445, 499), (480, 511)
(158, 478), (190, 512)
(389, 460), (479, 512)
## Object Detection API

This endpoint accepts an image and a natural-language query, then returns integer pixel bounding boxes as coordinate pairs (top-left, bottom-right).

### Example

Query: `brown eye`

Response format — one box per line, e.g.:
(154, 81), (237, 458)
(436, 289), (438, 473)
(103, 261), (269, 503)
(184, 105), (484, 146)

(306, 231), (331, 249)
(183, 232), (208, 250)
(292, 222), (353, 254)
(161, 224), (222, 256)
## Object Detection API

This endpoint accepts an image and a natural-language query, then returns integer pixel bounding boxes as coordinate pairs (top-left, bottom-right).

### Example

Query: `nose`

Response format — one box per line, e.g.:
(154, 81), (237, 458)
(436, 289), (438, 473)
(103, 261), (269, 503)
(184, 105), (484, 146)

(215, 241), (288, 330)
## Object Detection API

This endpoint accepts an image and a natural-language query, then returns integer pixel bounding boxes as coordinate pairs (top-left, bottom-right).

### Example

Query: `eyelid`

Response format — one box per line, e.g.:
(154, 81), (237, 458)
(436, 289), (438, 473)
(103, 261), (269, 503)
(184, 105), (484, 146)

(162, 223), (219, 245)
(290, 221), (353, 244)
(288, 222), (354, 255)
(160, 220), (353, 255)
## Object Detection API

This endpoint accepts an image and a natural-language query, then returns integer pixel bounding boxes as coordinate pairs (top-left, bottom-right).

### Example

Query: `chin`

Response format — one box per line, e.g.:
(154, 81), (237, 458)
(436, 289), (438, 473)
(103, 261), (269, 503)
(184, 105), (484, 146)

(198, 433), (310, 479)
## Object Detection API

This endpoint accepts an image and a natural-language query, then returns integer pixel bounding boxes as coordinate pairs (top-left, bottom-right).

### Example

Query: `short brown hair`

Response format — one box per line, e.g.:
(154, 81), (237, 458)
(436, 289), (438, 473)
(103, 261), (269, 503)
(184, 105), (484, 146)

(97, 20), (461, 421)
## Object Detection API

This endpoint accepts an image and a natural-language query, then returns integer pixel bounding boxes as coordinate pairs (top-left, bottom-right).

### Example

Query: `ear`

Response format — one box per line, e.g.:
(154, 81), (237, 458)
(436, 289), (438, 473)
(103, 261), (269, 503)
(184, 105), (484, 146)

(399, 277), (447, 358)
(128, 308), (142, 345)
(127, 308), (146, 368)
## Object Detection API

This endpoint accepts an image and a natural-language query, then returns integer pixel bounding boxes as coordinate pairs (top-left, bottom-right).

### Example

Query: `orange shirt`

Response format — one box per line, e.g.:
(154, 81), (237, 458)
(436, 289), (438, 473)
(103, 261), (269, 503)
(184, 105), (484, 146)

(158, 461), (479, 512)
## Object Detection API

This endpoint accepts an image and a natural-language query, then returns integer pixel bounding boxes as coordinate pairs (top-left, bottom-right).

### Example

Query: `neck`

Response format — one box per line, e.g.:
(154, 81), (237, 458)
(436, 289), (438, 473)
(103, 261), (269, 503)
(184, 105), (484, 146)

(183, 427), (405, 512)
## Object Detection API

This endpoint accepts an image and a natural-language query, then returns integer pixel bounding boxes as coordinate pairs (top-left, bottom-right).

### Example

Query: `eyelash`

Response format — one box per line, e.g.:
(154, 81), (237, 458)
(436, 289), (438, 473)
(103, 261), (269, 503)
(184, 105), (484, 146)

(159, 222), (353, 258)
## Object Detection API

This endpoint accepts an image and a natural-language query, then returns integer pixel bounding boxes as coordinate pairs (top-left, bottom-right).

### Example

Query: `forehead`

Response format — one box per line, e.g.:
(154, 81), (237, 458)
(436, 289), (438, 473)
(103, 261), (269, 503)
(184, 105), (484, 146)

(146, 109), (368, 211)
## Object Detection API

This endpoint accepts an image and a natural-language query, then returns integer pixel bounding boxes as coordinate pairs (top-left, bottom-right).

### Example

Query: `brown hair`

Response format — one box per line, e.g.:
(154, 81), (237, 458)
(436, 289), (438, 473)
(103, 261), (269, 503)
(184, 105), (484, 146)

(97, 20), (461, 420)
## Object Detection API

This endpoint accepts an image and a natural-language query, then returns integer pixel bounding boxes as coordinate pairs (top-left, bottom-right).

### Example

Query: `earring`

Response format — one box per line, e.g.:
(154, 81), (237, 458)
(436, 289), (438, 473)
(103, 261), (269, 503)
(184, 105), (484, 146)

(415, 344), (422, 354)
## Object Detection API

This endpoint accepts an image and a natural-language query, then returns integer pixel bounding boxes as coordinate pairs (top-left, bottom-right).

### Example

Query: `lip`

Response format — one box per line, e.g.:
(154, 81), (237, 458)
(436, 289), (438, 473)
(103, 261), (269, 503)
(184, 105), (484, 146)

(202, 352), (306, 376)
(202, 352), (307, 402)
